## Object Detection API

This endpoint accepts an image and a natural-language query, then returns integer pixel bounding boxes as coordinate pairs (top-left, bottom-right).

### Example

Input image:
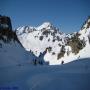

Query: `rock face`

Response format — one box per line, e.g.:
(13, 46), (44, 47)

(0, 15), (12, 30)
(0, 15), (18, 44)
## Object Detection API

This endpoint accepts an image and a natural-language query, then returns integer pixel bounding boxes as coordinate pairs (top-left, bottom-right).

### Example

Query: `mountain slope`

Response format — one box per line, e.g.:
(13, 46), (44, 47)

(0, 15), (35, 67)
(16, 17), (90, 65)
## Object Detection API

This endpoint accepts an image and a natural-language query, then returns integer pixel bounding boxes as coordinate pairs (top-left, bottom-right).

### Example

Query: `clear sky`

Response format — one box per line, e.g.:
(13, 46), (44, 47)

(0, 0), (90, 33)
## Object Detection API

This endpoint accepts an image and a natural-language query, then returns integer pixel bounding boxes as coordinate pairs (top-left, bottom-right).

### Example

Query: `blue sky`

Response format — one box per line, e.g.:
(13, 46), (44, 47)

(0, 0), (90, 33)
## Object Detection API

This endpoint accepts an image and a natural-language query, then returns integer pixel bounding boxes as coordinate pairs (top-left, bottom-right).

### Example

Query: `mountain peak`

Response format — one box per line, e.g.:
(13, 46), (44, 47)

(36, 22), (54, 30)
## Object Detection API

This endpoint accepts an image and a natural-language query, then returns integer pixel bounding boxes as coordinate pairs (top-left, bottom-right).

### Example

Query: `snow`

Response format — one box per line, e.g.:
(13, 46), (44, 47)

(0, 20), (90, 89)
(16, 22), (67, 64)
(16, 21), (90, 65)
(0, 41), (34, 68)
(0, 58), (90, 90)
(36, 22), (53, 30)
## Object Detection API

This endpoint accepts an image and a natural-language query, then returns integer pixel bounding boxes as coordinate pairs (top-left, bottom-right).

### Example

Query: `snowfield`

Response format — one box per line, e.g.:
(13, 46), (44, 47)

(0, 41), (34, 68)
(0, 58), (90, 90)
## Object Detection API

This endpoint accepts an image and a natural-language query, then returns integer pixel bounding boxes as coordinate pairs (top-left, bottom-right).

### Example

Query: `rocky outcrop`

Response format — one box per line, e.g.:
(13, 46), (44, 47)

(0, 15), (12, 30)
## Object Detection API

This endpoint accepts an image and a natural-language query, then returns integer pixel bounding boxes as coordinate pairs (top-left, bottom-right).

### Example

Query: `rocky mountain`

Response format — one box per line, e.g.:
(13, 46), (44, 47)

(0, 15), (12, 30)
(16, 17), (90, 65)
(0, 15), (35, 67)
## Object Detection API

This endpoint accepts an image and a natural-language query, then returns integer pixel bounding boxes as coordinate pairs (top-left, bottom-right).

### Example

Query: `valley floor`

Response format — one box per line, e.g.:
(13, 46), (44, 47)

(0, 58), (90, 90)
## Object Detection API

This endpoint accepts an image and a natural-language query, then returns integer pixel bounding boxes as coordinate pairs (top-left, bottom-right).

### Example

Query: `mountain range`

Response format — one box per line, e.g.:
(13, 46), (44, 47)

(0, 15), (90, 66)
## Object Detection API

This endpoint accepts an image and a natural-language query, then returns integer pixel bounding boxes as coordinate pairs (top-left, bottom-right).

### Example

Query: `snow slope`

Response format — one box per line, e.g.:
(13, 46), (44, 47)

(0, 41), (31, 67)
(0, 29), (36, 67)
(0, 58), (90, 90)
(16, 18), (90, 65)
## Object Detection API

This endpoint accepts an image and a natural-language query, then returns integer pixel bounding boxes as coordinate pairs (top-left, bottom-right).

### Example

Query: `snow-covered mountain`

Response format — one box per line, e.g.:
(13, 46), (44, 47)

(0, 15), (36, 67)
(16, 17), (90, 65)
(0, 29), (30, 67)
